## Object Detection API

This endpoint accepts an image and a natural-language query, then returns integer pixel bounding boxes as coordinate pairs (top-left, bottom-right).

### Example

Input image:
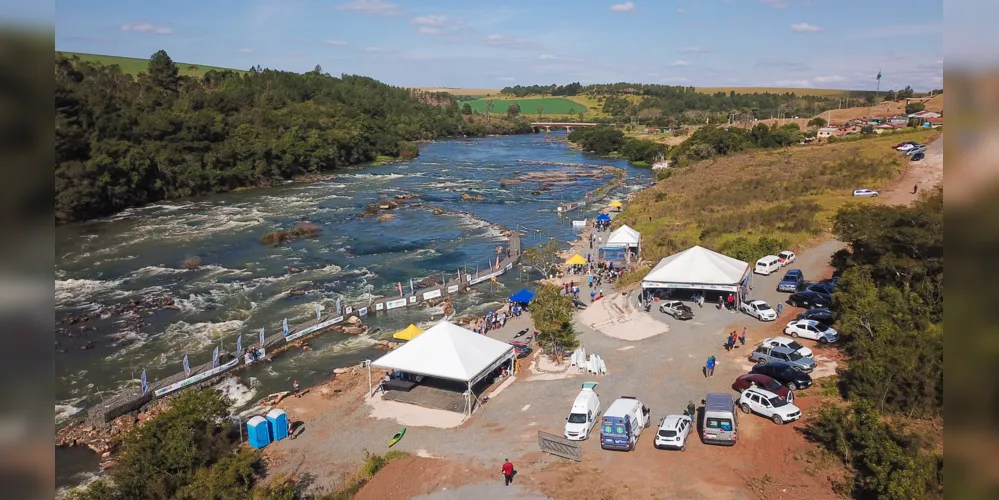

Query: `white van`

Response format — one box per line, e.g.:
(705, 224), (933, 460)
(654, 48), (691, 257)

(564, 382), (601, 441)
(754, 255), (782, 276)
(600, 396), (651, 451)
(702, 392), (738, 446)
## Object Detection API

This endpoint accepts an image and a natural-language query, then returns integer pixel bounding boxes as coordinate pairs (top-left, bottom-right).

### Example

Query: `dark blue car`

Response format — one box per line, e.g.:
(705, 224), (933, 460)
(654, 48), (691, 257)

(777, 269), (804, 293)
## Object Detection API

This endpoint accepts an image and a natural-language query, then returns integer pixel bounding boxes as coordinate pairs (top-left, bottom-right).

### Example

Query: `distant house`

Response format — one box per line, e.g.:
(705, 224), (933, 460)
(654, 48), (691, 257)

(836, 125), (863, 136)
(908, 110), (942, 119)
(925, 117), (944, 128)
(888, 116), (909, 127)
(874, 124), (896, 134)
(817, 127), (837, 139)
(867, 116), (887, 125)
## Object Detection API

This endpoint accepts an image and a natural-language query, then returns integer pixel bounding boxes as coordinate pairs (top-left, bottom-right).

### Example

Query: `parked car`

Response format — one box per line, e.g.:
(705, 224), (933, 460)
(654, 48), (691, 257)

(777, 250), (796, 266)
(740, 300), (777, 321)
(731, 374), (794, 403)
(760, 336), (813, 358)
(777, 269), (804, 292)
(751, 361), (813, 390)
(749, 345), (816, 373)
(804, 282), (836, 295)
(653, 414), (692, 451)
(738, 387), (802, 425)
(905, 145), (926, 156)
(658, 300), (694, 320)
(895, 142), (919, 151)
(510, 341), (533, 358)
(783, 319), (839, 343)
(795, 308), (837, 327)
(892, 141), (915, 150)
(787, 290), (831, 309)
(911, 152), (925, 161)
(853, 188), (880, 197)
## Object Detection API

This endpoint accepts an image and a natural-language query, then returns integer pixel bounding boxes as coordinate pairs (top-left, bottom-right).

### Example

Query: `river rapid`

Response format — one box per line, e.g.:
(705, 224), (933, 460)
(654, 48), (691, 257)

(54, 133), (651, 490)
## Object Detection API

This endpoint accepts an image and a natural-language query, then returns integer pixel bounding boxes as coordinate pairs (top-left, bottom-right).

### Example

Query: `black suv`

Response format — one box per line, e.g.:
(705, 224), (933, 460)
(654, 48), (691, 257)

(788, 290), (831, 309)
(750, 361), (813, 390)
(796, 308), (837, 327)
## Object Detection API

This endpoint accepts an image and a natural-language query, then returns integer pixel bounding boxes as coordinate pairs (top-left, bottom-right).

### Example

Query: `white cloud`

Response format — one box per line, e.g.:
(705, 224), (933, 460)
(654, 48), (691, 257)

(679, 45), (708, 53)
(539, 54), (556, 60)
(335, 0), (400, 16)
(610, 2), (635, 12)
(484, 33), (535, 49)
(776, 79), (813, 88)
(411, 15), (447, 26)
(237, 48), (253, 53)
(418, 26), (442, 35)
(120, 22), (172, 34)
(668, 60), (691, 67)
(812, 75), (845, 84)
(360, 46), (387, 53)
(677, 8), (686, 14)
(324, 40), (348, 46)
(790, 22), (822, 32)
(761, 0), (789, 8)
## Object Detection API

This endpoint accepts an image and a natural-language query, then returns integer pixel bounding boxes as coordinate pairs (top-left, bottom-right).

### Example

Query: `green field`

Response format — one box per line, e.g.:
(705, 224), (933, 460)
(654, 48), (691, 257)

(466, 97), (588, 115)
(56, 52), (245, 78)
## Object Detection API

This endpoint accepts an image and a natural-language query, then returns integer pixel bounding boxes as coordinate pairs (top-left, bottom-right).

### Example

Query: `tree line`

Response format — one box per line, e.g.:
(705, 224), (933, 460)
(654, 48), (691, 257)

(567, 126), (666, 164)
(55, 50), (532, 222)
(804, 191), (943, 499)
(500, 82), (583, 97)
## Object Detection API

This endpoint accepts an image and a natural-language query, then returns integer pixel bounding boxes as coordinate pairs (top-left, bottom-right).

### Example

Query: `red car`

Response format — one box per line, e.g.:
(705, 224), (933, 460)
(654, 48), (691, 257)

(731, 374), (794, 403)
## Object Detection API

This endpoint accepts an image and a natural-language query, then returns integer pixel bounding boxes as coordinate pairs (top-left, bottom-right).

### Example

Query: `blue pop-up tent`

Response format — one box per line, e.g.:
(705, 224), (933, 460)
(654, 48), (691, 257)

(596, 214), (611, 222)
(509, 288), (535, 304)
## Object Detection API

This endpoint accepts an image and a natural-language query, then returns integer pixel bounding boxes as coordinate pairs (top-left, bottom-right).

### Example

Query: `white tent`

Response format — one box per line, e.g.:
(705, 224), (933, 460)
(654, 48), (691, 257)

(605, 225), (641, 250)
(370, 321), (515, 415)
(642, 245), (750, 294)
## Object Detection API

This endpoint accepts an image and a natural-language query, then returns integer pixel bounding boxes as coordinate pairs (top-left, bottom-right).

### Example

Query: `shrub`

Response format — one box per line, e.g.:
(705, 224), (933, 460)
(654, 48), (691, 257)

(181, 256), (202, 270)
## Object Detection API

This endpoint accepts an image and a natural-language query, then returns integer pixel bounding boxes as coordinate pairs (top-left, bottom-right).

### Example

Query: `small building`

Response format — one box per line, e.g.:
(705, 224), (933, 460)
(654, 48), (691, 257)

(817, 127), (837, 139)
(888, 116), (909, 127)
(874, 124), (897, 134)
(925, 117), (944, 128)
(908, 111), (942, 119)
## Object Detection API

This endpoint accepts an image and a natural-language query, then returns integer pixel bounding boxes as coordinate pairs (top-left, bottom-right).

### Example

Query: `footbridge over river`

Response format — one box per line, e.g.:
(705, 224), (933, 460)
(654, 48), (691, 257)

(531, 122), (598, 133)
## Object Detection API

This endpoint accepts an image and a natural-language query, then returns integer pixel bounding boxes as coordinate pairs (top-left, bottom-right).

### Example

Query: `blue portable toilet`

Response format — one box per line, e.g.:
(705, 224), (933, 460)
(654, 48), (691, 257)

(266, 408), (289, 441)
(247, 416), (271, 449)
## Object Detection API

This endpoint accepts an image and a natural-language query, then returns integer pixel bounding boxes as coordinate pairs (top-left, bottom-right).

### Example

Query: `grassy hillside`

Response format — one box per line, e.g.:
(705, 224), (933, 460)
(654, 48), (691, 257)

(466, 97), (587, 115)
(56, 52), (245, 78)
(615, 128), (940, 263)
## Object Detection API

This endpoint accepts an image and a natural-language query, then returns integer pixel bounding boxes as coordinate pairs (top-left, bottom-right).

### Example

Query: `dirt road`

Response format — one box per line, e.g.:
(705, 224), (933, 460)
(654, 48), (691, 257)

(880, 133), (943, 205)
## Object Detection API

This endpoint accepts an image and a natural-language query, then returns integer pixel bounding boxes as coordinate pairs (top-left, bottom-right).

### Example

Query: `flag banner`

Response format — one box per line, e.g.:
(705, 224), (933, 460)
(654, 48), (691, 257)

(877, 70), (882, 80)
(283, 318), (289, 335)
(141, 369), (147, 394)
(335, 297), (341, 315)
(397, 282), (403, 297)
(183, 355), (191, 376)
(409, 278), (415, 295)
(212, 346), (220, 368)
(236, 335), (242, 355)
(317, 303), (324, 320)
(259, 327), (265, 347)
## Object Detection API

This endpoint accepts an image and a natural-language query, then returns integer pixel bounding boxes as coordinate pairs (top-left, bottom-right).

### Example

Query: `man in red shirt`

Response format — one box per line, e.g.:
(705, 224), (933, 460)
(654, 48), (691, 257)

(501, 458), (515, 486)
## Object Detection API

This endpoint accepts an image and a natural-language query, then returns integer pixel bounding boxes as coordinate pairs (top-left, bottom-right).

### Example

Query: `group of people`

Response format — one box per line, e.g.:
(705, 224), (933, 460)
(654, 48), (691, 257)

(561, 281), (582, 300)
(473, 302), (525, 335)
(724, 327), (747, 351)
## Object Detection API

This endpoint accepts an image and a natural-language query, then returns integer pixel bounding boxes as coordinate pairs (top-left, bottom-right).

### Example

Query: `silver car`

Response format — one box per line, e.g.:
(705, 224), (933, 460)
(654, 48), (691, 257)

(852, 188), (879, 197)
(749, 345), (816, 373)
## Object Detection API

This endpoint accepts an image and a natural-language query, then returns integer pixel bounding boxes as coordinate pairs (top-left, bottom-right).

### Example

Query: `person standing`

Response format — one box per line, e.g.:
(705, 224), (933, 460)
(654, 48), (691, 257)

(740, 327), (747, 346)
(913, 184), (918, 195)
(501, 458), (515, 486)
(686, 400), (696, 418)
(293, 380), (300, 397)
(705, 356), (715, 377)
(777, 302), (783, 318)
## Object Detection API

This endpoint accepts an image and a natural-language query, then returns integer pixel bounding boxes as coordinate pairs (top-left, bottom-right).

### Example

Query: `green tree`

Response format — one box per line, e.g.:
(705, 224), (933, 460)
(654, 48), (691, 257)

(536, 104), (543, 117)
(461, 102), (472, 115)
(897, 85), (915, 99)
(807, 116), (827, 128)
(522, 238), (562, 278)
(885, 89), (897, 102)
(905, 102), (926, 115)
(860, 124), (875, 135)
(507, 101), (521, 118)
(147, 49), (179, 92)
(486, 100), (495, 121)
(529, 284), (579, 359)
(312, 64), (323, 75)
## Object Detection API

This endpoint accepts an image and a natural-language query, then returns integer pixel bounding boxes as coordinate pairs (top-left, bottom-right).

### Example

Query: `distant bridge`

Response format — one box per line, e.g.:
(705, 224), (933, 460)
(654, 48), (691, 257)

(530, 122), (598, 133)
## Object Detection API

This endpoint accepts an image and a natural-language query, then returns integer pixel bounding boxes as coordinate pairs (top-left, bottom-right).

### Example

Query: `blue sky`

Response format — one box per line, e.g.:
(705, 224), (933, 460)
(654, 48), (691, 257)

(55, 0), (944, 91)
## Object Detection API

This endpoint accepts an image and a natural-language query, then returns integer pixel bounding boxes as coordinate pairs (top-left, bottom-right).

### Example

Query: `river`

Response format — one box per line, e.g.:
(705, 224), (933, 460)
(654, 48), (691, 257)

(54, 133), (651, 491)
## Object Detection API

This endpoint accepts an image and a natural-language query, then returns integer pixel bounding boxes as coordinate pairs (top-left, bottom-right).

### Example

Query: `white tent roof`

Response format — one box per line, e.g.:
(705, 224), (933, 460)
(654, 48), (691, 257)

(606, 225), (641, 248)
(643, 245), (749, 285)
(371, 321), (515, 383)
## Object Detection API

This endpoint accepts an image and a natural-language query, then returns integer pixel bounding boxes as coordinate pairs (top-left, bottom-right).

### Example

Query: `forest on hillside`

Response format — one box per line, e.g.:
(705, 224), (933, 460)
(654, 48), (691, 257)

(55, 51), (532, 223)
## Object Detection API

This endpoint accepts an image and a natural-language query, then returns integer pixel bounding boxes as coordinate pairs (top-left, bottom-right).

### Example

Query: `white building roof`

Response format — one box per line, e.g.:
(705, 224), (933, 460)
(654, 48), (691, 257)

(642, 245), (749, 286)
(605, 225), (641, 248)
(371, 321), (515, 384)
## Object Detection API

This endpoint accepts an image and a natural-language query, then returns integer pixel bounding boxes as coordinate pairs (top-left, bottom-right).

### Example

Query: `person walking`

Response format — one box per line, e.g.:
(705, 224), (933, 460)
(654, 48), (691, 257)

(293, 380), (300, 397)
(501, 458), (515, 486)
(705, 356), (715, 377)
(776, 302), (783, 318)
(739, 327), (747, 346)
(590, 290), (596, 302)
(913, 184), (919, 195)
(686, 400), (696, 419)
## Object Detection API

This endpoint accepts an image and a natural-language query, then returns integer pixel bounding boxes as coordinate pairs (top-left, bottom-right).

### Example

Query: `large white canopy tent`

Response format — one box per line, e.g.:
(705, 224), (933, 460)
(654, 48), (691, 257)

(641, 245), (751, 305)
(370, 321), (515, 415)
(605, 225), (641, 252)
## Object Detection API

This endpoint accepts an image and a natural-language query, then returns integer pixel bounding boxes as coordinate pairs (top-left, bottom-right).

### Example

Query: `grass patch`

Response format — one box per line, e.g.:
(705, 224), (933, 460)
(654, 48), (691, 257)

(371, 155), (396, 166)
(616, 266), (651, 289)
(57, 52), (245, 78)
(260, 222), (321, 246)
(466, 97), (588, 115)
(616, 129), (938, 262)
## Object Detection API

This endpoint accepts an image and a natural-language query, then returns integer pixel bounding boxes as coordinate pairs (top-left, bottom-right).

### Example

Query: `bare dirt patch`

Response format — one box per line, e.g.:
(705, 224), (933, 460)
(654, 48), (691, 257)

(354, 457), (494, 500)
